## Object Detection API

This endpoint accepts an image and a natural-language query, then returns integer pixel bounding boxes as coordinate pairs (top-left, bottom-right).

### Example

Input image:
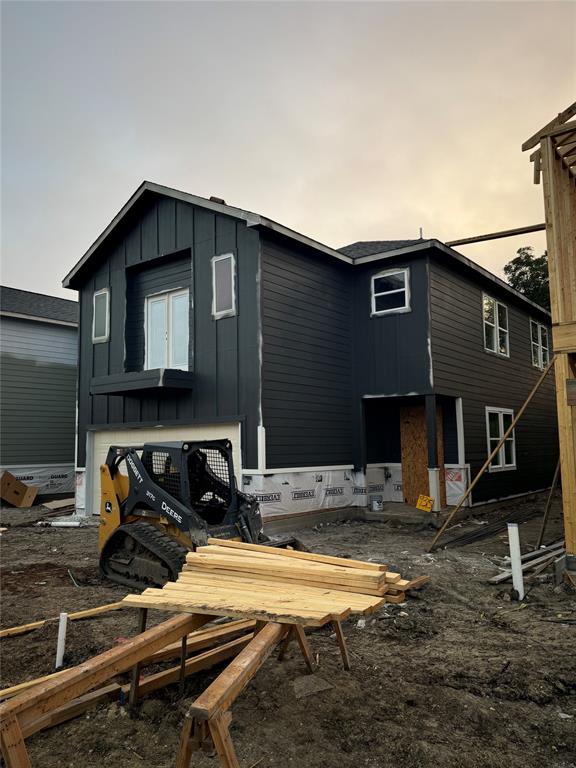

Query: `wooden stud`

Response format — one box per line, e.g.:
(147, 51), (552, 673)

(0, 602), (125, 640)
(208, 711), (240, 768)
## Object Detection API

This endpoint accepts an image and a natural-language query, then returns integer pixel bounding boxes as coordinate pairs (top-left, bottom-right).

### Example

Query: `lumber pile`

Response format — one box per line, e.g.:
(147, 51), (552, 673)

(123, 539), (429, 625)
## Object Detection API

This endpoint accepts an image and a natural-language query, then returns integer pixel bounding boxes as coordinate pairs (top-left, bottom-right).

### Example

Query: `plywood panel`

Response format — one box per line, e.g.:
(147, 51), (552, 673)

(400, 405), (429, 505)
(400, 403), (446, 507)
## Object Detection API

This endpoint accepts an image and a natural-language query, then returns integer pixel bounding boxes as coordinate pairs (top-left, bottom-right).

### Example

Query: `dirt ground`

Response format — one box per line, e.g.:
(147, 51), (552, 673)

(1, 497), (575, 768)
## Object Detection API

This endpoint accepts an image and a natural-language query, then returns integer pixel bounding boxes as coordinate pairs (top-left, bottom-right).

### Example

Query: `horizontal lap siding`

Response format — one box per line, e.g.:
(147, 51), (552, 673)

(0, 318), (77, 464)
(76, 194), (260, 469)
(429, 262), (557, 502)
(261, 238), (353, 468)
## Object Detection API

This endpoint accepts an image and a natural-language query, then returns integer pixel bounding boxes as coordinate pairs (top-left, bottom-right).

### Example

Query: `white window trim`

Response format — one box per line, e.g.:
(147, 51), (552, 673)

(370, 267), (411, 316)
(212, 253), (237, 320)
(485, 407), (516, 472)
(144, 287), (189, 371)
(530, 319), (550, 369)
(92, 288), (110, 343)
(482, 293), (509, 358)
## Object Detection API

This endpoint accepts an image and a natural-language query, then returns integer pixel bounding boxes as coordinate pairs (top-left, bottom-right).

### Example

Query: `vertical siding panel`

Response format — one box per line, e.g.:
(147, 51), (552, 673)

(125, 224), (141, 266)
(108, 241), (126, 423)
(176, 201), (194, 249)
(193, 209), (217, 420)
(158, 198), (176, 254)
(141, 203), (159, 261)
(215, 215), (238, 417)
(237, 225), (260, 468)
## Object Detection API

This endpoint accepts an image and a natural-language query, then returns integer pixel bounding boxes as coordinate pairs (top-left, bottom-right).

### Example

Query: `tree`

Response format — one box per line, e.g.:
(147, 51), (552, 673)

(504, 247), (550, 311)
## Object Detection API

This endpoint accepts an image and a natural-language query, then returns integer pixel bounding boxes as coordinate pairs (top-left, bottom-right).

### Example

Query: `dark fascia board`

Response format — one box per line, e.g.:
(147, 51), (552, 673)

(63, 181), (352, 288)
(354, 239), (551, 319)
(90, 368), (194, 396)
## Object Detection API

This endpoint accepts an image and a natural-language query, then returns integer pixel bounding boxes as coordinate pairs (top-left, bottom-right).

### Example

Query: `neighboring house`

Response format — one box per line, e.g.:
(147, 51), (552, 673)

(63, 182), (557, 518)
(0, 286), (78, 497)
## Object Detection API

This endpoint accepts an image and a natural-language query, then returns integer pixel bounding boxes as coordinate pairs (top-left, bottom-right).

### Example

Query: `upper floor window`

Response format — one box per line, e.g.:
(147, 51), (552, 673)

(483, 294), (509, 357)
(530, 320), (549, 369)
(145, 288), (189, 370)
(371, 267), (410, 316)
(212, 253), (236, 319)
(92, 288), (110, 343)
(486, 407), (516, 471)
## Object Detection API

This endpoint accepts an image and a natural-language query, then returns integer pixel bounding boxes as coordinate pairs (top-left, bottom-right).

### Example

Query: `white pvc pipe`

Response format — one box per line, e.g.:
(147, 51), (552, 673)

(55, 612), (68, 669)
(507, 523), (525, 600)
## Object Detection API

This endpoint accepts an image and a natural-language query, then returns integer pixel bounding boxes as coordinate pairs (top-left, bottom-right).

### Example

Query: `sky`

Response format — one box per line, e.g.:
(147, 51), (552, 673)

(1, 1), (575, 300)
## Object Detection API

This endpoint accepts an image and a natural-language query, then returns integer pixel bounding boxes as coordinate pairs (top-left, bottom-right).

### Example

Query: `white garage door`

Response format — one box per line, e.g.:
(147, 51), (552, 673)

(88, 422), (242, 516)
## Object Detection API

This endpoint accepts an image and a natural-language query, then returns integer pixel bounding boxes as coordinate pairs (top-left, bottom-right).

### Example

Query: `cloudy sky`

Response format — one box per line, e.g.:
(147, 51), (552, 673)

(2, 1), (575, 300)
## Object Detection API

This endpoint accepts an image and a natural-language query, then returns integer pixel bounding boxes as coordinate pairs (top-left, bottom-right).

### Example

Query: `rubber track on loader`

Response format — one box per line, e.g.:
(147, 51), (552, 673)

(100, 520), (189, 591)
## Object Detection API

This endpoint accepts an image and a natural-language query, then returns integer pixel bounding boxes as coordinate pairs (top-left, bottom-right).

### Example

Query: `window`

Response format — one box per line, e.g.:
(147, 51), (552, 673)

(145, 288), (189, 370)
(486, 407), (516, 471)
(530, 320), (549, 369)
(212, 253), (236, 319)
(92, 288), (109, 343)
(371, 268), (410, 315)
(483, 294), (509, 356)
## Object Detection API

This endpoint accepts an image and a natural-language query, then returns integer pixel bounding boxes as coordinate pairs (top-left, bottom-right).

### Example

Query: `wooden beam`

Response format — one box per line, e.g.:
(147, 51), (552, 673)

(444, 223), (546, 247)
(0, 613), (212, 735)
(429, 356), (556, 550)
(553, 322), (576, 354)
(522, 102), (576, 151)
(187, 622), (287, 721)
(332, 621), (351, 671)
(0, 715), (31, 768)
(567, 379), (576, 407)
(541, 134), (576, 558)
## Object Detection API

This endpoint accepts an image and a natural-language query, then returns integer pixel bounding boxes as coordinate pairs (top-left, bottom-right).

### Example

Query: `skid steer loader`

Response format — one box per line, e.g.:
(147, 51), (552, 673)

(98, 439), (287, 590)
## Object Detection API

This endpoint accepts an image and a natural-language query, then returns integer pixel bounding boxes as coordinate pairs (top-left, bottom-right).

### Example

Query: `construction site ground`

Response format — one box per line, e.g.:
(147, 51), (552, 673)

(1, 496), (575, 768)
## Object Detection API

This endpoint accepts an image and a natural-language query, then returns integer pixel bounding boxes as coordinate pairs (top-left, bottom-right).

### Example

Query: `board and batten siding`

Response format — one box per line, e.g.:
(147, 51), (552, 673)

(260, 237), (354, 469)
(76, 193), (261, 469)
(429, 260), (557, 502)
(0, 317), (77, 464)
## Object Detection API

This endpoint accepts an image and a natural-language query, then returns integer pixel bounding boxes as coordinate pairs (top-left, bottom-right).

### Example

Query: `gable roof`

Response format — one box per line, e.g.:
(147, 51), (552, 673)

(62, 180), (550, 318)
(62, 181), (350, 288)
(339, 239), (426, 259)
(0, 285), (78, 326)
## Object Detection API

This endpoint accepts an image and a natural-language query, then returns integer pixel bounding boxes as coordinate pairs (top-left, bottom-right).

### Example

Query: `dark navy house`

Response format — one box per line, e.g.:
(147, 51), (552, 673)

(63, 182), (557, 518)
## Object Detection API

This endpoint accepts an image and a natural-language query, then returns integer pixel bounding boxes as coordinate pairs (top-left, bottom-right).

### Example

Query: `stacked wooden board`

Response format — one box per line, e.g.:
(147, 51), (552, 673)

(123, 539), (429, 626)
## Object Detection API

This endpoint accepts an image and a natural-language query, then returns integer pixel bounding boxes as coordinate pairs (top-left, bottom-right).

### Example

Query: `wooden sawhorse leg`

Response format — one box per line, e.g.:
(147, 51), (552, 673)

(332, 620), (351, 670)
(128, 608), (148, 707)
(277, 625), (315, 673)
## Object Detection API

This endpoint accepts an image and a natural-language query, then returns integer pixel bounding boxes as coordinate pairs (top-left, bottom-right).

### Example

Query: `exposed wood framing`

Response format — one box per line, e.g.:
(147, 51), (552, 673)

(525, 104), (576, 561)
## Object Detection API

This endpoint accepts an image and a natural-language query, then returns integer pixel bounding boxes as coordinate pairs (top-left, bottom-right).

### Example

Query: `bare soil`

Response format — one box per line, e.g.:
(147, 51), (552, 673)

(1, 498), (575, 768)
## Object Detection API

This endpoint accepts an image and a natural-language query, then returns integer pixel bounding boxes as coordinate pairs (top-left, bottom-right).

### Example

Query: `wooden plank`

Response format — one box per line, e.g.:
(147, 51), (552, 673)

(0, 602), (125, 639)
(522, 103), (576, 150)
(122, 593), (332, 627)
(182, 565), (388, 597)
(175, 572), (385, 612)
(206, 538), (388, 571)
(160, 582), (353, 620)
(0, 613), (212, 733)
(187, 551), (385, 586)
(197, 545), (389, 574)
(383, 593), (406, 604)
(0, 714), (31, 768)
(188, 623), (287, 720)
(400, 404), (430, 505)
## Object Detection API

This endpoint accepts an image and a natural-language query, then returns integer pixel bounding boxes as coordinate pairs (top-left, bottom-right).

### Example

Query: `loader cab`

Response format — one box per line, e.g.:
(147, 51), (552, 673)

(140, 439), (238, 525)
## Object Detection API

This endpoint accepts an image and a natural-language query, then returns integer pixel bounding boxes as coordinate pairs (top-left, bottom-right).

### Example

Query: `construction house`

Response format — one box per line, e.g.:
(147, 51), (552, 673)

(63, 182), (557, 518)
(0, 286), (78, 496)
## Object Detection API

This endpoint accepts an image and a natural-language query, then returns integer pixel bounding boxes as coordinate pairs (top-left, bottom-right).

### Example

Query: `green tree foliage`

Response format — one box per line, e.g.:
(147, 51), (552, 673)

(503, 247), (550, 311)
